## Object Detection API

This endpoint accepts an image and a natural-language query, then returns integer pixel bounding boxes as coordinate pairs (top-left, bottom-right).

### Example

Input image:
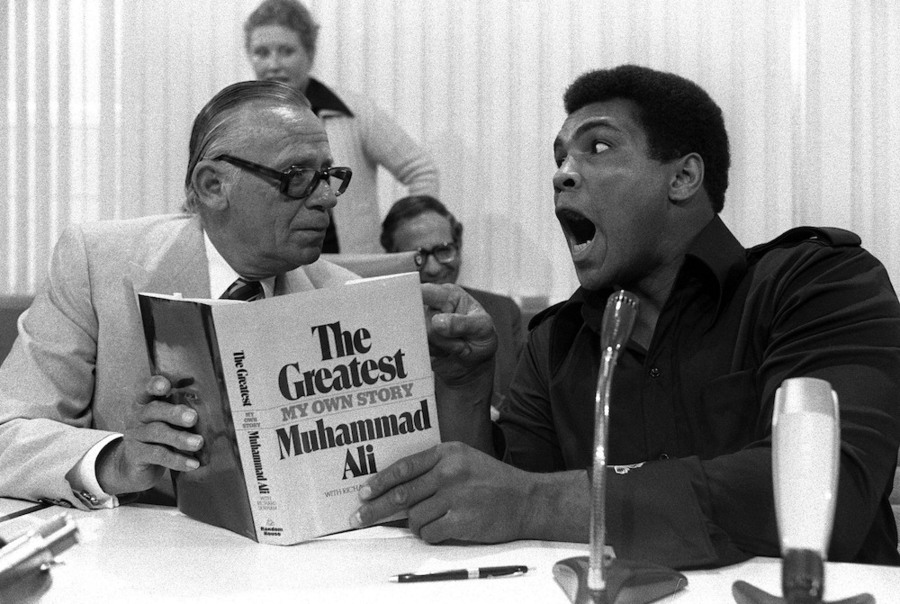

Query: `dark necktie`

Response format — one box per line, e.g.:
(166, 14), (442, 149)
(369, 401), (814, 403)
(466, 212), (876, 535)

(220, 277), (263, 301)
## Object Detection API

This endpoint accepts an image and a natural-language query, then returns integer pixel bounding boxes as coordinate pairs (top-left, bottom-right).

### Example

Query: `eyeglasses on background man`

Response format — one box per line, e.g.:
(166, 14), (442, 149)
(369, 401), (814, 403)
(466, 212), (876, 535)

(413, 242), (458, 269)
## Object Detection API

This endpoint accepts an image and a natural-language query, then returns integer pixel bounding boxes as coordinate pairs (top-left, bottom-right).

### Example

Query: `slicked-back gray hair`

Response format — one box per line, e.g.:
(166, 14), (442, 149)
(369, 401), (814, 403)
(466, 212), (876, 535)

(183, 80), (311, 212)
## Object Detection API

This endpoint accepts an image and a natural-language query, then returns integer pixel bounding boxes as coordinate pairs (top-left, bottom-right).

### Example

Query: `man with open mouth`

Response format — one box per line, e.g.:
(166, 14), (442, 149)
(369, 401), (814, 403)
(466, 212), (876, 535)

(352, 64), (900, 571)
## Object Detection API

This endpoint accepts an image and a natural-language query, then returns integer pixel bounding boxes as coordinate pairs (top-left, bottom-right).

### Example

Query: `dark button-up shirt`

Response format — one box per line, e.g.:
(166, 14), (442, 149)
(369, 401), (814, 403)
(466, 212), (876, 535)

(500, 216), (900, 568)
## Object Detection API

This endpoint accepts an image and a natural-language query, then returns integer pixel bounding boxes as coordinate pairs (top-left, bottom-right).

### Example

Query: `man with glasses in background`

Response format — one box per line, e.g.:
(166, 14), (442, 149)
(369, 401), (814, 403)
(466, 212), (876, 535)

(380, 195), (524, 417)
(0, 80), (363, 508)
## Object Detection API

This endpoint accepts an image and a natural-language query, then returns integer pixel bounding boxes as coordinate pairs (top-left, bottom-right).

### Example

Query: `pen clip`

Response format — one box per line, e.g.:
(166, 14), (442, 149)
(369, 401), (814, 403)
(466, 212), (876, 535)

(498, 569), (526, 578)
(482, 565), (532, 579)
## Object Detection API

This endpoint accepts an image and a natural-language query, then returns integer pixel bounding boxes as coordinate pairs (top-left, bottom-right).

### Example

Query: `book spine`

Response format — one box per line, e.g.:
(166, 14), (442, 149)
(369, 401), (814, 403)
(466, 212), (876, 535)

(224, 343), (288, 544)
(138, 294), (258, 542)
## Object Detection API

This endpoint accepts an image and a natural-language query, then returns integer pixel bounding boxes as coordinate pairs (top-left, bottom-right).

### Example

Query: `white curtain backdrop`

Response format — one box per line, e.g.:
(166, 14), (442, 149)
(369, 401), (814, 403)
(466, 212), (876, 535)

(2, 0), (899, 306)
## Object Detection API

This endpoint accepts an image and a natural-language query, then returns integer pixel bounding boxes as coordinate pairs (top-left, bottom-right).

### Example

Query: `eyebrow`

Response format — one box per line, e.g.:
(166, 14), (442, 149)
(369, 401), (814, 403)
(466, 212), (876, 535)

(276, 144), (332, 169)
(283, 158), (333, 171)
(554, 116), (623, 151)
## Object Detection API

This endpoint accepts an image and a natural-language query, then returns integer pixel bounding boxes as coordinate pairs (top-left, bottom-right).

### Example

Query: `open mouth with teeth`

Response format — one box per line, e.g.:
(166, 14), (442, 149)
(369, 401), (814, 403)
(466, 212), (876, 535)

(557, 209), (597, 255)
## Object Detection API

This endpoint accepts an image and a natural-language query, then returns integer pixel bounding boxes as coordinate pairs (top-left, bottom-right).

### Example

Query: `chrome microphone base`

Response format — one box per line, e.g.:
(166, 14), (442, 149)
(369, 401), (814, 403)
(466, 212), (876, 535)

(553, 555), (687, 604)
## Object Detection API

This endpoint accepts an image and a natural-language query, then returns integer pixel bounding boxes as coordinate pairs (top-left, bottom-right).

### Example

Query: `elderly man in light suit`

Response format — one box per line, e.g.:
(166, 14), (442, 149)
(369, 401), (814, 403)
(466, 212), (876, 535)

(0, 81), (366, 508)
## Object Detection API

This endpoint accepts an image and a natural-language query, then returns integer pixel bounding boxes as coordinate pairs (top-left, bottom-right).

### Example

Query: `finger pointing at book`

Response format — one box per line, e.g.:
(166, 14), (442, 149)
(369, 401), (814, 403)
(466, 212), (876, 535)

(422, 283), (497, 372)
(421, 283), (496, 451)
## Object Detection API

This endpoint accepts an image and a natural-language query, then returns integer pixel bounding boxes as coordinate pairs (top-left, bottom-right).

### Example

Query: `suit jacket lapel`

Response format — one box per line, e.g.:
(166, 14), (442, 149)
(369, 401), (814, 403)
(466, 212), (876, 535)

(129, 214), (210, 300)
(126, 216), (355, 300)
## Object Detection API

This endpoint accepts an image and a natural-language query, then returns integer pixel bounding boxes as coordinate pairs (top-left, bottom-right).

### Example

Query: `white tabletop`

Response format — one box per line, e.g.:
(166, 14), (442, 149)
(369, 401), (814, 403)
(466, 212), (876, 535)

(2, 499), (899, 603)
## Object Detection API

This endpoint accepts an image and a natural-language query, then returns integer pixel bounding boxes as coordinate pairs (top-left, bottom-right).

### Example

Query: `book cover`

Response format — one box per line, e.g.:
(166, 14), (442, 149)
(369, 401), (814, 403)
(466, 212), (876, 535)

(139, 272), (439, 544)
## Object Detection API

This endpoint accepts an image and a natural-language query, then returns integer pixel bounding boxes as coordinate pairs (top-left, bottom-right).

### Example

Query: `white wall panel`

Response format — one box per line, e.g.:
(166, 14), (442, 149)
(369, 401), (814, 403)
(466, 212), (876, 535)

(2, 0), (900, 305)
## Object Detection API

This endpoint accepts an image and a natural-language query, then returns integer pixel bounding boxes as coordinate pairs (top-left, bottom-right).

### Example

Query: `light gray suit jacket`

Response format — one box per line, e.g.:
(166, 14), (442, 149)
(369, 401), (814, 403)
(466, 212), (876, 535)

(0, 214), (355, 507)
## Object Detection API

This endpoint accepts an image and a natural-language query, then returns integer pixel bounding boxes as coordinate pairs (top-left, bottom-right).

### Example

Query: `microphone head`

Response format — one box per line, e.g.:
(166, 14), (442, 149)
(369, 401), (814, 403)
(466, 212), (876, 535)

(601, 290), (639, 353)
(772, 376), (840, 557)
(772, 377), (839, 604)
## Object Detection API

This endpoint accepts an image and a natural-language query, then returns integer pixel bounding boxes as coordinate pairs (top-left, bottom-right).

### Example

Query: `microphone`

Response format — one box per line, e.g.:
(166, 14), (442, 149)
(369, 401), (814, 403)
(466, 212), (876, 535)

(773, 377), (839, 602)
(553, 291), (687, 604)
(590, 290), (639, 592)
(732, 377), (873, 604)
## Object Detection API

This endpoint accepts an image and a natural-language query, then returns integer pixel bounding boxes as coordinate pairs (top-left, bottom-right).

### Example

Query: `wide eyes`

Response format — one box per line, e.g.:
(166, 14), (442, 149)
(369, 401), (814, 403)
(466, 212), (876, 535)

(554, 140), (610, 168)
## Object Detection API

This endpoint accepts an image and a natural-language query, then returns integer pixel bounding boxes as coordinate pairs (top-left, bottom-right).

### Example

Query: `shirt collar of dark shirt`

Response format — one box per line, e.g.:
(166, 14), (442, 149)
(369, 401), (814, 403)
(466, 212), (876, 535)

(560, 215), (748, 342)
(305, 78), (354, 118)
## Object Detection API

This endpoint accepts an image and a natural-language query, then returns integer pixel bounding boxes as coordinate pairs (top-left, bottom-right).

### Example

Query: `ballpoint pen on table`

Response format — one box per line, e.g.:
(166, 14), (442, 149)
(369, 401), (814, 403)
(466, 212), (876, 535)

(391, 565), (533, 583)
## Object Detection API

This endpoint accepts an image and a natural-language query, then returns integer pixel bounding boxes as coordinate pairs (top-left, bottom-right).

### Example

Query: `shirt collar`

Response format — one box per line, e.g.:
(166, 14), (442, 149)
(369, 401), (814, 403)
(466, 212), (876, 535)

(305, 78), (354, 118)
(555, 216), (747, 345)
(203, 232), (275, 299)
(681, 215), (747, 313)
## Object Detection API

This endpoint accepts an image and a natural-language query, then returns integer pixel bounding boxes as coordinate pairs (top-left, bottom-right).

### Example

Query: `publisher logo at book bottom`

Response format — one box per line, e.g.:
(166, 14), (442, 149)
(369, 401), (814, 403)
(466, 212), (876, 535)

(261, 517), (283, 537)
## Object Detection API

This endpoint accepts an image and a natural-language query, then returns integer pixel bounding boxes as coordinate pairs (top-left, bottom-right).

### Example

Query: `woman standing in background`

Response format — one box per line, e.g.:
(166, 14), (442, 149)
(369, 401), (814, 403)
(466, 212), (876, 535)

(244, 0), (440, 253)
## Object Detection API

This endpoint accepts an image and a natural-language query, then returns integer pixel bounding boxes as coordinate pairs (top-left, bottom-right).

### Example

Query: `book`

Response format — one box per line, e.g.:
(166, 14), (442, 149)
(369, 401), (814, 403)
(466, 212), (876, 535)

(137, 272), (439, 545)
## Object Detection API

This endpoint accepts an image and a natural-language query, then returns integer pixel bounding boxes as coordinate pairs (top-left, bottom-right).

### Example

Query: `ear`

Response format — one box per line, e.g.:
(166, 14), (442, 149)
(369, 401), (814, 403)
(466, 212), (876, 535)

(667, 152), (704, 204)
(192, 160), (229, 211)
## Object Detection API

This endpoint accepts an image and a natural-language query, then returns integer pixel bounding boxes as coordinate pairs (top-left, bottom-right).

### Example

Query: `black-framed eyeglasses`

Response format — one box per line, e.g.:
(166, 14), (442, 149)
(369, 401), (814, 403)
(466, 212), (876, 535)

(212, 154), (352, 200)
(413, 242), (458, 268)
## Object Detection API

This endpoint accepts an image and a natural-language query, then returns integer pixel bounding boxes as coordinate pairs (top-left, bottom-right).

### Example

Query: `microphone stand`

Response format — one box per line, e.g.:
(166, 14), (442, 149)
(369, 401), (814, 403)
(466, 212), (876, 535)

(587, 290), (638, 596)
(553, 291), (687, 604)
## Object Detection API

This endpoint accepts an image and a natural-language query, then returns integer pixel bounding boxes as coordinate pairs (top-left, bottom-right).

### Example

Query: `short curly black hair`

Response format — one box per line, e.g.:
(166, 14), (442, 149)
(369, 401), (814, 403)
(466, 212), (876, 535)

(564, 65), (730, 213)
